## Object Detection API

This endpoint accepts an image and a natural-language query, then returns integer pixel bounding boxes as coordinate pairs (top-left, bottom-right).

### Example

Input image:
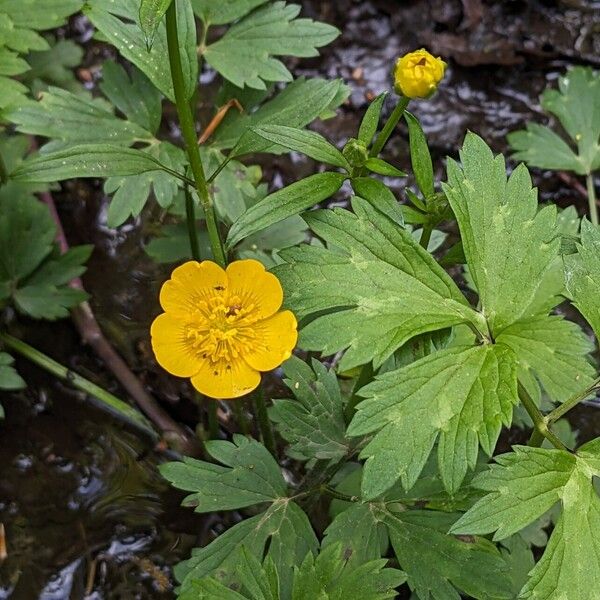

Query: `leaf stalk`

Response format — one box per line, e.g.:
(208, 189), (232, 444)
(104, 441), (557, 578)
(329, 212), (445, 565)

(165, 1), (226, 267)
(369, 95), (410, 157)
(586, 173), (598, 227)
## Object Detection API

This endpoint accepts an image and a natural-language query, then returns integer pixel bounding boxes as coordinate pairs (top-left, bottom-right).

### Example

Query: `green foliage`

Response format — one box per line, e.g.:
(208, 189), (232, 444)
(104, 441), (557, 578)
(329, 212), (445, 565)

(324, 501), (512, 600)
(349, 345), (517, 497)
(357, 92), (387, 147)
(250, 125), (350, 169)
(275, 197), (481, 371)
(85, 0), (197, 101)
(10, 144), (184, 183)
(179, 543), (403, 600)
(508, 67), (600, 175)
(443, 132), (560, 336)
(270, 356), (349, 464)
(0, 0), (82, 108)
(0, 352), (25, 391)
(405, 110), (434, 199)
(213, 77), (350, 154)
(162, 435), (318, 598)
(227, 172), (346, 248)
(202, 2), (339, 90)
(160, 435), (286, 512)
(0, 195), (90, 319)
(139, 0), (174, 49)
(192, 0), (269, 25)
(565, 219), (600, 341)
(452, 443), (600, 599)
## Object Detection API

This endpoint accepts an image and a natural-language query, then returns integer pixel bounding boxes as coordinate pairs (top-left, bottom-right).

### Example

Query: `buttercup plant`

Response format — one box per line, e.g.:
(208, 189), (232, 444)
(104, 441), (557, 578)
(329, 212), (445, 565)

(0, 1), (600, 598)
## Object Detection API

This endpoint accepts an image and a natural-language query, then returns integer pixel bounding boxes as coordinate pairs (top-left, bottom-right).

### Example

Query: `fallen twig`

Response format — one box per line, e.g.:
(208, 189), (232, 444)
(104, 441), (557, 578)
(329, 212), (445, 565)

(39, 189), (200, 456)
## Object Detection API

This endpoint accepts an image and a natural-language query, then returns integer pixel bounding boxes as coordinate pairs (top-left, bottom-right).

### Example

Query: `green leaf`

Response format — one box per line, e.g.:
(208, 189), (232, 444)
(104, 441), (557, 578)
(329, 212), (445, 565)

(358, 92), (387, 147)
(292, 543), (405, 600)
(451, 444), (600, 599)
(160, 434), (286, 513)
(508, 124), (582, 174)
(145, 222), (210, 263)
(212, 78), (349, 152)
(0, 194), (55, 282)
(0, 47), (28, 75)
(496, 314), (595, 404)
(270, 356), (349, 464)
(351, 177), (405, 226)
(0, 195), (90, 319)
(4, 86), (154, 151)
(176, 500), (318, 600)
(0, 352), (25, 391)
(250, 125), (349, 169)
(0, 0), (83, 29)
(0, 13), (48, 54)
(22, 38), (83, 93)
(509, 66), (600, 175)
(85, 0), (197, 101)
(322, 503), (388, 569)
(443, 132), (560, 336)
(363, 158), (407, 178)
(384, 508), (513, 600)
(226, 172), (346, 249)
(274, 198), (482, 370)
(99, 61), (162, 134)
(139, 0), (173, 49)
(565, 218), (600, 341)
(349, 344), (517, 497)
(192, 0), (269, 25)
(203, 2), (338, 90)
(404, 111), (434, 199)
(13, 284), (87, 319)
(104, 142), (185, 227)
(10, 144), (183, 183)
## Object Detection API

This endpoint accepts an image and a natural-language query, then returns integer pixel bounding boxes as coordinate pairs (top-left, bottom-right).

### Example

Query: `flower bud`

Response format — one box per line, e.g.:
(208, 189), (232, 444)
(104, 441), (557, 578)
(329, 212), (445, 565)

(394, 49), (446, 99)
(342, 137), (369, 168)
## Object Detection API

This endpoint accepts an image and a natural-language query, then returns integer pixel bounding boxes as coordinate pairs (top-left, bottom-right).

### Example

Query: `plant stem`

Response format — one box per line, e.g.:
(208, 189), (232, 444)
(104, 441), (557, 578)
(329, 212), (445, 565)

(232, 400), (250, 435)
(0, 332), (157, 439)
(0, 150), (7, 185)
(369, 95), (410, 157)
(207, 400), (219, 438)
(165, 2), (226, 267)
(184, 187), (201, 261)
(518, 382), (567, 450)
(586, 173), (598, 226)
(252, 386), (275, 456)
(321, 485), (358, 503)
(547, 377), (600, 424)
(419, 224), (433, 250)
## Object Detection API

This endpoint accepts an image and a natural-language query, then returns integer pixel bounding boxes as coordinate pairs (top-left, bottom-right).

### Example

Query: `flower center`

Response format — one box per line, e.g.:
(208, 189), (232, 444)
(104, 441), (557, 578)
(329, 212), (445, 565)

(184, 293), (259, 364)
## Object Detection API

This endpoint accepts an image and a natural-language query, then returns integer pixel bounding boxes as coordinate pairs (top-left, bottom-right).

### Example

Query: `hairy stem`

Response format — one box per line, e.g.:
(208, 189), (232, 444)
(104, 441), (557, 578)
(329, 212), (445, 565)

(184, 187), (201, 261)
(369, 96), (410, 157)
(165, 2), (226, 267)
(253, 386), (276, 456)
(0, 332), (157, 439)
(586, 173), (598, 227)
(518, 383), (567, 450)
(0, 150), (7, 185)
(419, 224), (433, 250)
(547, 377), (600, 424)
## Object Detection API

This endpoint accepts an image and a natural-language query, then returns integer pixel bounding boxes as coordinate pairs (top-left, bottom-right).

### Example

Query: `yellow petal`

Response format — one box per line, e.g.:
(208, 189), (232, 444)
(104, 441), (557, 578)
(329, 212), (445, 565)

(150, 312), (202, 377)
(160, 260), (227, 316)
(191, 358), (260, 399)
(244, 310), (298, 372)
(226, 259), (283, 319)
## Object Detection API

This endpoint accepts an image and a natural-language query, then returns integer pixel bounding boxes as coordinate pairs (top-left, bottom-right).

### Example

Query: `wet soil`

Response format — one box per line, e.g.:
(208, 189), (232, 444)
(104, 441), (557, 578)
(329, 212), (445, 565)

(1, 0), (600, 597)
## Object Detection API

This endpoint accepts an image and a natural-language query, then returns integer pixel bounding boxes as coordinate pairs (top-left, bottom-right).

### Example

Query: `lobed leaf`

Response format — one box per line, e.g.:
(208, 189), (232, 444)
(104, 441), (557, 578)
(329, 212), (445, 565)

(203, 2), (338, 90)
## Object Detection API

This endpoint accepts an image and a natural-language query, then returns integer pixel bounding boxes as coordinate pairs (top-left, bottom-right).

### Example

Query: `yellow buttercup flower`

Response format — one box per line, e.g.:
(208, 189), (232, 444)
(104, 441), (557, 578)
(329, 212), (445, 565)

(394, 49), (446, 99)
(151, 259), (297, 399)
